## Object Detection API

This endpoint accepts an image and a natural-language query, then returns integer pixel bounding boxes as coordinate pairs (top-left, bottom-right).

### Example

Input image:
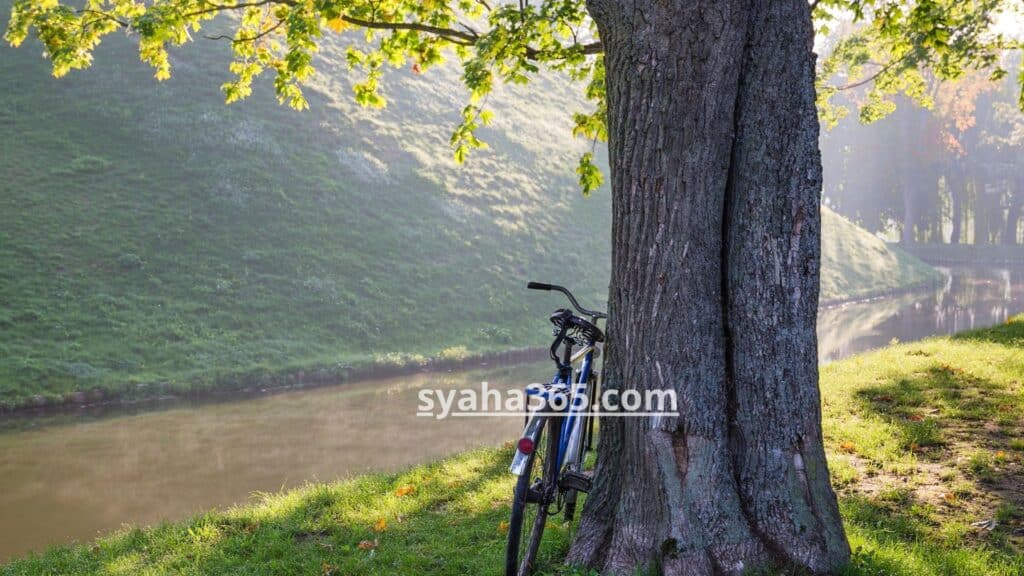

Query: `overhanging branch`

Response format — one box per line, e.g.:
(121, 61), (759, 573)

(79, 0), (605, 59)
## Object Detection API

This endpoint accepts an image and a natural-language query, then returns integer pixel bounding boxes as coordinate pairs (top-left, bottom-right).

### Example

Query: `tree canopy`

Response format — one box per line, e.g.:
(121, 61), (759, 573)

(5, 0), (1022, 194)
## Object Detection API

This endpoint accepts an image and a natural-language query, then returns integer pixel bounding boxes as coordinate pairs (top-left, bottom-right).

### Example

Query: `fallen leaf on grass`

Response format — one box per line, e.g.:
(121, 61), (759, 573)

(839, 441), (857, 454)
(498, 521), (509, 533)
(395, 485), (416, 497)
(373, 518), (387, 533)
(907, 414), (924, 422)
(942, 492), (957, 503)
(322, 562), (339, 576)
(358, 539), (379, 551)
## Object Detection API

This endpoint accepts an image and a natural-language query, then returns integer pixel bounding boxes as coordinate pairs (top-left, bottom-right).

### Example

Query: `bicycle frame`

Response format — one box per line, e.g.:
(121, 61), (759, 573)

(509, 343), (596, 477)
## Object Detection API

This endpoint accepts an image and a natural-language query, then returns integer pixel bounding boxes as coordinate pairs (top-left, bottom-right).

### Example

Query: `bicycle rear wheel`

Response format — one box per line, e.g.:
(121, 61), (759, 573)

(505, 414), (561, 576)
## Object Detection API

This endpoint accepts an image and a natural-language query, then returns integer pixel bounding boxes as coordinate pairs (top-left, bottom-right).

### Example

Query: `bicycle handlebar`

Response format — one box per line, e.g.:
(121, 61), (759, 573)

(526, 281), (607, 320)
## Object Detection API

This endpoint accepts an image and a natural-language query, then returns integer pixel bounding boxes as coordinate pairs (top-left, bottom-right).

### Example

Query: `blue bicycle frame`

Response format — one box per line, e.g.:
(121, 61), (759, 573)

(509, 345), (596, 477)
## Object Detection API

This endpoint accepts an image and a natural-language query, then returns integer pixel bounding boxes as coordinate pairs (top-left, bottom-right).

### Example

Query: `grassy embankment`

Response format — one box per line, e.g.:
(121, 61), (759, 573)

(0, 0), (938, 410)
(5, 317), (1023, 576)
(820, 211), (940, 306)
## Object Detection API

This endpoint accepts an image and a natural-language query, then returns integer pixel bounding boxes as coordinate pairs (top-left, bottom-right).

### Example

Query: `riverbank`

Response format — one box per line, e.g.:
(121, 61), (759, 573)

(0, 346), (546, 415)
(0, 244), (944, 415)
(4, 317), (1023, 575)
(903, 243), (1024, 265)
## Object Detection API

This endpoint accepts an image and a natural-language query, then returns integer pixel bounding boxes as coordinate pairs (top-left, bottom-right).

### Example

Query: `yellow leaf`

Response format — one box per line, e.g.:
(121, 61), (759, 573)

(395, 485), (415, 497)
(326, 17), (348, 33)
(373, 518), (387, 533)
(498, 521), (509, 533)
(839, 441), (857, 454)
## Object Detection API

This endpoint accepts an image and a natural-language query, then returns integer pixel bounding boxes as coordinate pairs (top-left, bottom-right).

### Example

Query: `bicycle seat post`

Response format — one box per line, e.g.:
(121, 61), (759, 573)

(560, 336), (573, 381)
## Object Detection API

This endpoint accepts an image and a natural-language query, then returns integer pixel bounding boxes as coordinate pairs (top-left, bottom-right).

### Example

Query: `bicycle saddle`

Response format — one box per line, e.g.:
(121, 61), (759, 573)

(549, 309), (605, 343)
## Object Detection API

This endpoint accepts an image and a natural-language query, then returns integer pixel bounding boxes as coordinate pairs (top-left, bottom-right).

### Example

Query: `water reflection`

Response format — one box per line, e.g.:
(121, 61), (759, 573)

(1, 266), (1023, 561)
(818, 266), (1024, 362)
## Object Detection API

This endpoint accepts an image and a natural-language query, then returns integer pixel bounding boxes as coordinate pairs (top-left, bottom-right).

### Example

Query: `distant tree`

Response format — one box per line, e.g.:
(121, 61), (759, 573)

(6, 0), (1022, 572)
(978, 55), (1024, 245)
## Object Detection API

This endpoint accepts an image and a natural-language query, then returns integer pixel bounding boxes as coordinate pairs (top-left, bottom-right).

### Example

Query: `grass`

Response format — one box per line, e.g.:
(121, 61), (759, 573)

(5, 317), (1024, 576)
(1, 0), (938, 410)
(0, 4), (610, 410)
(823, 315), (1024, 576)
(819, 210), (941, 306)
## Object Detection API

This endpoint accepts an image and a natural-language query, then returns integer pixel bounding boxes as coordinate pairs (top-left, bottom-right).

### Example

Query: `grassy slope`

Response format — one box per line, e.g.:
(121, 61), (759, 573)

(0, 8), (611, 409)
(820, 209), (940, 304)
(0, 3), (935, 408)
(5, 317), (1024, 575)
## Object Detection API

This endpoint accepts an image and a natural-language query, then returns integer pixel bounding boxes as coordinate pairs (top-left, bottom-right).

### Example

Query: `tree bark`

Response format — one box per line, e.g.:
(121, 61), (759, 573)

(566, 1), (850, 574)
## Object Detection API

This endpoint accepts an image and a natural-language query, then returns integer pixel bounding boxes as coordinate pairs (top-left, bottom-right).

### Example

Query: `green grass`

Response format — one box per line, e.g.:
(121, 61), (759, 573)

(0, 1), (938, 410)
(819, 210), (941, 305)
(6, 317), (1024, 575)
(0, 4), (610, 410)
(823, 315), (1024, 576)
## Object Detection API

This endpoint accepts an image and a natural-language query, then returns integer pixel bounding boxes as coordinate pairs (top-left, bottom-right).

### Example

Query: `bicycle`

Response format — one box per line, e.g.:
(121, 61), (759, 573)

(505, 281), (606, 576)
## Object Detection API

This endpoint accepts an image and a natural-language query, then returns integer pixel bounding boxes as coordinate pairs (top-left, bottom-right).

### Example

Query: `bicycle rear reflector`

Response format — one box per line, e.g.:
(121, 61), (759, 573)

(517, 437), (535, 455)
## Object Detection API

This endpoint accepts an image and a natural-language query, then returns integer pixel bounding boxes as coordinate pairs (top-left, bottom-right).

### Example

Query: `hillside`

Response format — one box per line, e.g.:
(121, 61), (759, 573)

(821, 208), (940, 305)
(0, 6), (937, 409)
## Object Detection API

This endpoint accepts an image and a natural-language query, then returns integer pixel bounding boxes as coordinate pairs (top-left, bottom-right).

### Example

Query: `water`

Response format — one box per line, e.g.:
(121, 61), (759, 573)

(818, 266), (1024, 362)
(0, 363), (553, 562)
(1, 265), (1022, 561)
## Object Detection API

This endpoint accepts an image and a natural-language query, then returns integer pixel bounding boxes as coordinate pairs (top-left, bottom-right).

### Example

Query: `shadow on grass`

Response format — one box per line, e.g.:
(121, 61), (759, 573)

(838, 324), (1024, 575)
(852, 363), (1021, 454)
(837, 492), (1024, 576)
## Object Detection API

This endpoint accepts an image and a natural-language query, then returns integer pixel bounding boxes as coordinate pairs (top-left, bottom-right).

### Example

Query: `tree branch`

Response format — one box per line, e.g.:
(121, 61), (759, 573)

(830, 51), (912, 91)
(204, 18), (286, 44)
(524, 40), (603, 60)
(339, 14), (478, 46)
(81, 0), (606, 59)
(184, 0), (286, 19)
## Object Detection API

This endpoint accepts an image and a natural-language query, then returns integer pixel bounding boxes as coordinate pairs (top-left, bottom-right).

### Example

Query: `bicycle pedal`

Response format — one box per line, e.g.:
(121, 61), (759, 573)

(559, 470), (592, 493)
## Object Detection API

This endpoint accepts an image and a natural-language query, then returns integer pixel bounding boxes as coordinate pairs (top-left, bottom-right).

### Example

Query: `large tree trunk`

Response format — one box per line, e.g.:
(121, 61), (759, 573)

(566, 1), (850, 574)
